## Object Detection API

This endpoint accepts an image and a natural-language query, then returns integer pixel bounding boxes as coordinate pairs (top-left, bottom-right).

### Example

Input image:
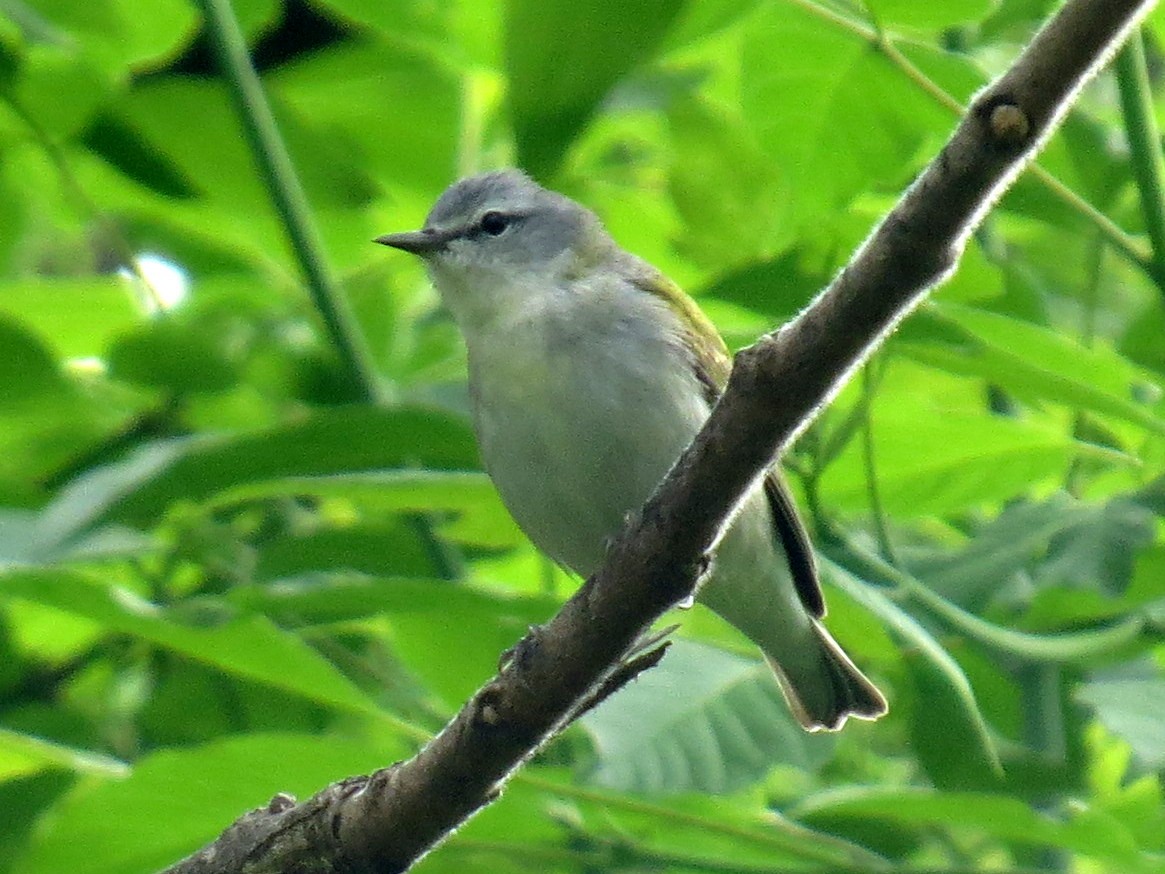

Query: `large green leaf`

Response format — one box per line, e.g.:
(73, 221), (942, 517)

(817, 400), (1112, 516)
(17, 733), (401, 874)
(477, 769), (885, 871)
(12, 0), (197, 74)
(1077, 675), (1165, 769)
(907, 302), (1165, 437)
(742, 2), (950, 227)
(0, 569), (386, 718)
(214, 470), (522, 549)
(0, 276), (141, 359)
(908, 493), (1103, 606)
(233, 574), (561, 708)
(505, 0), (685, 176)
(269, 41), (462, 193)
(34, 406), (480, 546)
(866, 0), (998, 29)
(666, 95), (785, 267)
(0, 319), (113, 492)
(580, 640), (832, 795)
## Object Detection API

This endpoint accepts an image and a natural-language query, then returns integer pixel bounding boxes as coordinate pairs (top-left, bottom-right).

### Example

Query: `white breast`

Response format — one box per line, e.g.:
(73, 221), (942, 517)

(464, 279), (709, 575)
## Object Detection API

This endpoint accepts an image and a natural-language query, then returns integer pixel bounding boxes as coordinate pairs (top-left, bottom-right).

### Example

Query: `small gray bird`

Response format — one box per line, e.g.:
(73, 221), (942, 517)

(377, 170), (886, 730)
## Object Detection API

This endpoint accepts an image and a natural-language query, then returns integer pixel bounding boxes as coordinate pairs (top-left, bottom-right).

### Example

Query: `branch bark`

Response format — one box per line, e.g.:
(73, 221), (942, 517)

(161, 0), (1155, 871)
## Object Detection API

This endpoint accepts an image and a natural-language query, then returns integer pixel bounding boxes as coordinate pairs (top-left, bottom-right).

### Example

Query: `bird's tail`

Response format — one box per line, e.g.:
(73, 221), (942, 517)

(764, 620), (887, 732)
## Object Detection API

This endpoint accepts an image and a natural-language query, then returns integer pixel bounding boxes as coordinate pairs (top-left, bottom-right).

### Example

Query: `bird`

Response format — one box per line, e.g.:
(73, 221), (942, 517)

(376, 169), (886, 730)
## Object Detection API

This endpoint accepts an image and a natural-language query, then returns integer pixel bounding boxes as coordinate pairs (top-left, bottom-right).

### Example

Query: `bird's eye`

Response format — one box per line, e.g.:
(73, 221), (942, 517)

(479, 211), (509, 236)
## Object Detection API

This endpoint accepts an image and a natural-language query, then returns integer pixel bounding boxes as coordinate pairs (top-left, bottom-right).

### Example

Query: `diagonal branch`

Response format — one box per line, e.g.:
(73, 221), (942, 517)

(159, 0), (1155, 872)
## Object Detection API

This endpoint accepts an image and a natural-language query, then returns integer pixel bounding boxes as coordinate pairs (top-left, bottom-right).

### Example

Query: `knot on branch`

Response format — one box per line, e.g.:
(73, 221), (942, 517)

(267, 792), (297, 814)
(729, 333), (785, 394)
(978, 95), (1032, 151)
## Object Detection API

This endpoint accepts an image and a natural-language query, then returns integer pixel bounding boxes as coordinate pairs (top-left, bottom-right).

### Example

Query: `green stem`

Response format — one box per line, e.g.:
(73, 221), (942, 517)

(833, 535), (1147, 663)
(1115, 29), (1165, 289)
(406, 512), (466, 580)
(859, 363), (898, 564)
(1015, 665), (1069, 872)
(197, 0), (386, 404)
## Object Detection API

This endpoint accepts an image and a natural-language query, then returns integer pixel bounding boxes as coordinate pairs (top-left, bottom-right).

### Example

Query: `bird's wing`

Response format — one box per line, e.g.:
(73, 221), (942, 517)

(761, 471), (824, 617)
(632, 266), (825, 618)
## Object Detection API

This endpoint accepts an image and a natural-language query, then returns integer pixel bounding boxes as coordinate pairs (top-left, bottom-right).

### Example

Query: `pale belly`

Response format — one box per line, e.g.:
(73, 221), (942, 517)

(468, 320), (708, 576)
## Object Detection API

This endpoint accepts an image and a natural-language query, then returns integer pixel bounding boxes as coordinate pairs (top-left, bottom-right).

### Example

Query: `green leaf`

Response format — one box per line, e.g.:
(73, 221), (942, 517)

(0, 276), (141, 360)
(17, 733), (400, 874)
(497, 769), (883, 870)
(11, 44), (110, 138)
(0, 316), (72, 409)
(214, 470), (523, 549)
(580, 640), (832, 795)
(233, 574), (561, 709)
(252, 520), (450, 580)
(910, 302), (1165, 437)
(909, 494), (1095, 605)
(307, 0), (499, 68)
(107, 318), (242, 393)
(505, 0), (685, 176)
(666, 95), (784, 267)
(818, 402), (1106, 517)
(899, 40), (987, 105)
(269, 41), (461, 192)
(81, 111), (198, 198)
(795, 786), (1148, 870)
(662, 0), (763, 50)
(0, 772), (73, 874)
(109, 77), (270, 211)
(742, 3), (948, 226)
(10, 0), (198, 74)
(0, 727), (128, 780)
(1077, 675), (1165, 769)
(901, 645), (1002, 790)
(866, 0), (999, 29)
(1085, 726), (1165, 849)
(869, 543), (1147, 666)
(702, 250), (832, 320)
(0, 569), (386, 719)
(35, 406), (480, 546)
(1036, 498), (1155, 595)
(0, 319), (113, 491)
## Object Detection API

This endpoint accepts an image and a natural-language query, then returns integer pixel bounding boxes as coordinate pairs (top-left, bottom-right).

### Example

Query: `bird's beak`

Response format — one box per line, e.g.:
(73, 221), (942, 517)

(374, 227), (458, 255)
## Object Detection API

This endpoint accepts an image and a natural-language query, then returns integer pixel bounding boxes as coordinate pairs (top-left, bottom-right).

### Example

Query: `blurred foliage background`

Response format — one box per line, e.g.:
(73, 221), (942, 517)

(0, 0), (1163, 872)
